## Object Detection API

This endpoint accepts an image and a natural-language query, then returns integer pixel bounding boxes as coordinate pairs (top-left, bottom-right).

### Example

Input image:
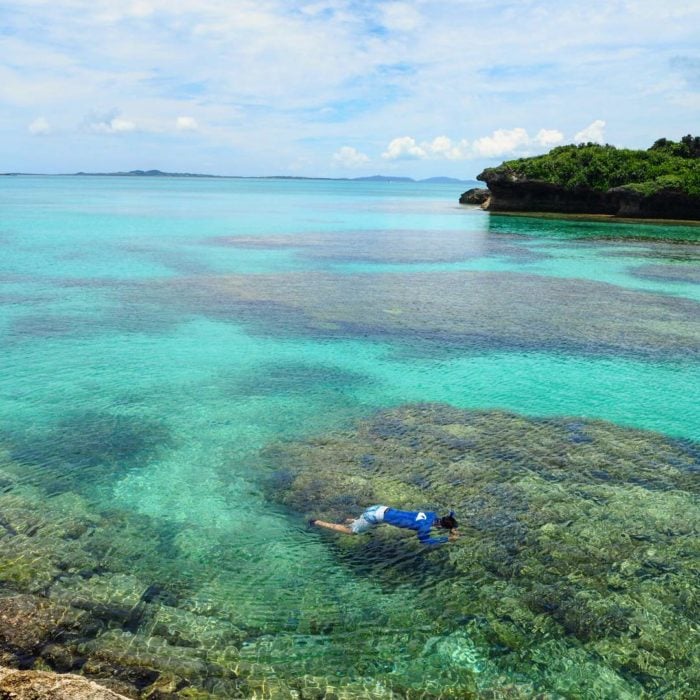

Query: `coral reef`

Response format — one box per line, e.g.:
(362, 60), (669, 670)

(203, 229), (541, 265)
(2, 398), (699, 697)
(142, 270), (700, 362)
(3, 444), (500, 699)
(265, 403), (700, 697)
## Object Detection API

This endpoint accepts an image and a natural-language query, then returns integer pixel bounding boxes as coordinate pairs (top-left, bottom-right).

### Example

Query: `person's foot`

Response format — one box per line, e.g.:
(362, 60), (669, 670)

(308, 518), (317, 527)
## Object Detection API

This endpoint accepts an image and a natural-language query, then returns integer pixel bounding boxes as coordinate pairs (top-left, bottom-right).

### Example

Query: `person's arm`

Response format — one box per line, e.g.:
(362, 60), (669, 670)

(312, 519), (354, 534)
(417, 530), (449, 546)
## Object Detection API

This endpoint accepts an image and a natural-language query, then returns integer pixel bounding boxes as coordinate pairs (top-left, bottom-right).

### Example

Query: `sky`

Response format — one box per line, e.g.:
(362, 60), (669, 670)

(1, 0), (699, 178)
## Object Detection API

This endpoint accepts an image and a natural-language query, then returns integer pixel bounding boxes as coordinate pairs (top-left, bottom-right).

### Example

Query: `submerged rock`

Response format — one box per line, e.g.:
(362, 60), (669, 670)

(265, 403), (700, 697)
(0, 666), (131, 699)
(0, 595), (88, 656)
(143, 605), (245, 651)
(2, 405), (697, 698)
(50, 573), (147, 623)
(0, 452), (248, 698)
(631, 262), (700, 285)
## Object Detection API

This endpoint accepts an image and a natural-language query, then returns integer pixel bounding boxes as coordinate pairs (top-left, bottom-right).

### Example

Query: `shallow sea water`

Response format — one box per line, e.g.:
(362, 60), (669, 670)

(0, 176), (699, 698)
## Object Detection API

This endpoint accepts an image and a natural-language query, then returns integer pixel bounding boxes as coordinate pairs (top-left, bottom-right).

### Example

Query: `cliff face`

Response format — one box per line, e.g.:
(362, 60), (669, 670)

(611, 186), (700, 219)
(475, 170), (700, 220)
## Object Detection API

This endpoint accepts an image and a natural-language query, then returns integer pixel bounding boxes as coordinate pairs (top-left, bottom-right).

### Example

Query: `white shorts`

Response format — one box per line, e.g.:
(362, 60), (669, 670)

(350, 505), (388, 534)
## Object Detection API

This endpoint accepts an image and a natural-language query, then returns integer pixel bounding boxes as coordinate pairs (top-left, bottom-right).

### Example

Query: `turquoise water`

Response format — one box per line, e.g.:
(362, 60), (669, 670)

(1, 176), (699, 697)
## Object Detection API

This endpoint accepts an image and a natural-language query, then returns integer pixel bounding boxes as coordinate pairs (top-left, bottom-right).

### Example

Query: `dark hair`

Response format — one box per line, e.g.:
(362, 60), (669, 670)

(439, 514), (458, 530)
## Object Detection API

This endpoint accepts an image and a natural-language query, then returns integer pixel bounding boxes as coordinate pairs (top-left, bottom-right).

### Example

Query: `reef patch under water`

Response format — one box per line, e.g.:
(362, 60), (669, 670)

(203, 229), (546, 265)
(139, 270), (700, 361)
(265, 403), (700, 698)
(4, 402), (699, 697)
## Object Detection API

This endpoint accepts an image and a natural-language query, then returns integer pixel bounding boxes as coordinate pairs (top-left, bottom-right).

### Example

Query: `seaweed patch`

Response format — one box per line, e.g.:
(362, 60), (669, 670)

(6, 411), (172, 494)
(220, 361), (369, 398)
(631, 262), (700, 285)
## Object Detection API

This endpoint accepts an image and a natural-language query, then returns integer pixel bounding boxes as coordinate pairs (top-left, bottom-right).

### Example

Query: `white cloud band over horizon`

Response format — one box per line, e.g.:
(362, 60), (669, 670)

(2, 0), (699, 177)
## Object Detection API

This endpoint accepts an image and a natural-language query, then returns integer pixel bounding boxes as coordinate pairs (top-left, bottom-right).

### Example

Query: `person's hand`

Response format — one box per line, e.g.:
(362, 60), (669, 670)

(448, 529), (460, 542)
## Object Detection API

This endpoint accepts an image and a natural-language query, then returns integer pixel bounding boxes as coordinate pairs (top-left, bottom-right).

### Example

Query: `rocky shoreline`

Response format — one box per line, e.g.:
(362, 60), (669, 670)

(461, 170), (700, 221)
(0, 450), (280, 700)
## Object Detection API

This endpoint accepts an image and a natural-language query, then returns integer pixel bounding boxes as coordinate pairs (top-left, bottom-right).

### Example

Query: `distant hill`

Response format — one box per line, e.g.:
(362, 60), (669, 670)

(420, 176), (478, 185)
(353, 175), (415, 183)
(353, 175), (477, 184)
(73, 169), (219, 178)
(2, 169), (478, 184)
(74, 171), (477, 184)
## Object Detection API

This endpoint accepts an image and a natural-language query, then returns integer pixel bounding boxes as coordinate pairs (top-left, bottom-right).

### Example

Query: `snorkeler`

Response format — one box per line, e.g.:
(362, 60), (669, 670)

(309, 505), (459, 546)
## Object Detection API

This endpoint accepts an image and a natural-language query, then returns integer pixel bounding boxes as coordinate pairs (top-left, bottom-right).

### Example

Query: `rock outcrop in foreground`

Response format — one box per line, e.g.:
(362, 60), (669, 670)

(0, 666), (130, 699)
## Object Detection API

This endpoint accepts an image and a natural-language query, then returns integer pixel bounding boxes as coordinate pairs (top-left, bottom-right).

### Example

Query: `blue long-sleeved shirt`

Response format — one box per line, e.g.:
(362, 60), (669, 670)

(382, 508), (449, 546)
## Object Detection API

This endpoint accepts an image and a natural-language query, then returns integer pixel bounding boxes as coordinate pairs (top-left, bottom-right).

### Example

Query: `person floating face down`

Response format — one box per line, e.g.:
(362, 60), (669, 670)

(310, 505), (459, 546)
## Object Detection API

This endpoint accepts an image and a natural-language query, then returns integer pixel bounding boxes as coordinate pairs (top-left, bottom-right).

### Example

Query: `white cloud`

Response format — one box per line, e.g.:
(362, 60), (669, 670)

(3, 1), (699, 174)
(382, 136), (428, 160)
(535, 128), (564, 147)
(471, 128), (530, 158)
(83, 110), (137, 134)
(380, 3), (422, 32)
(333, 146), (370, 168)
(28, 117), (51, 135)
(426, 136), (470, 160)
(176, 116), (198, 131)
(380, 127), (564, 163)
(574, 119), (606, 144)
(110, 118), (136, 133)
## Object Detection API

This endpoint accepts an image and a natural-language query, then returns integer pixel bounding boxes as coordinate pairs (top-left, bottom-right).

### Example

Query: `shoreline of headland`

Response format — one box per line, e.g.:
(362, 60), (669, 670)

(486, 210), (700, 228)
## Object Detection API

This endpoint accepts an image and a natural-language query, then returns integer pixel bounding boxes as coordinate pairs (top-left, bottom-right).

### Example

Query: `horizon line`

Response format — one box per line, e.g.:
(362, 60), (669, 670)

(0, 169), (479, 183)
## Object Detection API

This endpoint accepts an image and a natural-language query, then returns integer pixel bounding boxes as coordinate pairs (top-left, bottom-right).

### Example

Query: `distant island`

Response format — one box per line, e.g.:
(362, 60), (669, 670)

(462, 135), (700, 221)
(1, 169), (477, 186)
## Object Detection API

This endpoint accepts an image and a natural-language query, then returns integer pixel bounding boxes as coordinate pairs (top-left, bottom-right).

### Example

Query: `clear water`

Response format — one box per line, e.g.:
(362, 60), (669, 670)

(1, 175), (699, 697)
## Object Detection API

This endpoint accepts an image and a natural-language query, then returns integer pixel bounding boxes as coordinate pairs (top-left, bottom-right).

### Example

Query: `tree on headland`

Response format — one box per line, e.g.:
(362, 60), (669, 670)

(650, 134), (700, 159)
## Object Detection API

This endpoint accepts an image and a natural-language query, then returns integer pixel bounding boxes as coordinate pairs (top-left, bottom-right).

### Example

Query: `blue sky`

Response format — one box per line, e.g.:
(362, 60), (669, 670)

(1, 0), (699, 178)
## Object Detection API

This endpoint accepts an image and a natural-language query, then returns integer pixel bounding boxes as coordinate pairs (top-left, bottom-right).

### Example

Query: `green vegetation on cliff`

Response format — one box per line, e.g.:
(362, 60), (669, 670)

(480, 135), (700, 197)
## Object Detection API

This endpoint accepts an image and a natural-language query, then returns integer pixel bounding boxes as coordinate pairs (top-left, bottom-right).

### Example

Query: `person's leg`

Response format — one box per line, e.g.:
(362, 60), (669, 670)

(312, 519), (353, 535)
